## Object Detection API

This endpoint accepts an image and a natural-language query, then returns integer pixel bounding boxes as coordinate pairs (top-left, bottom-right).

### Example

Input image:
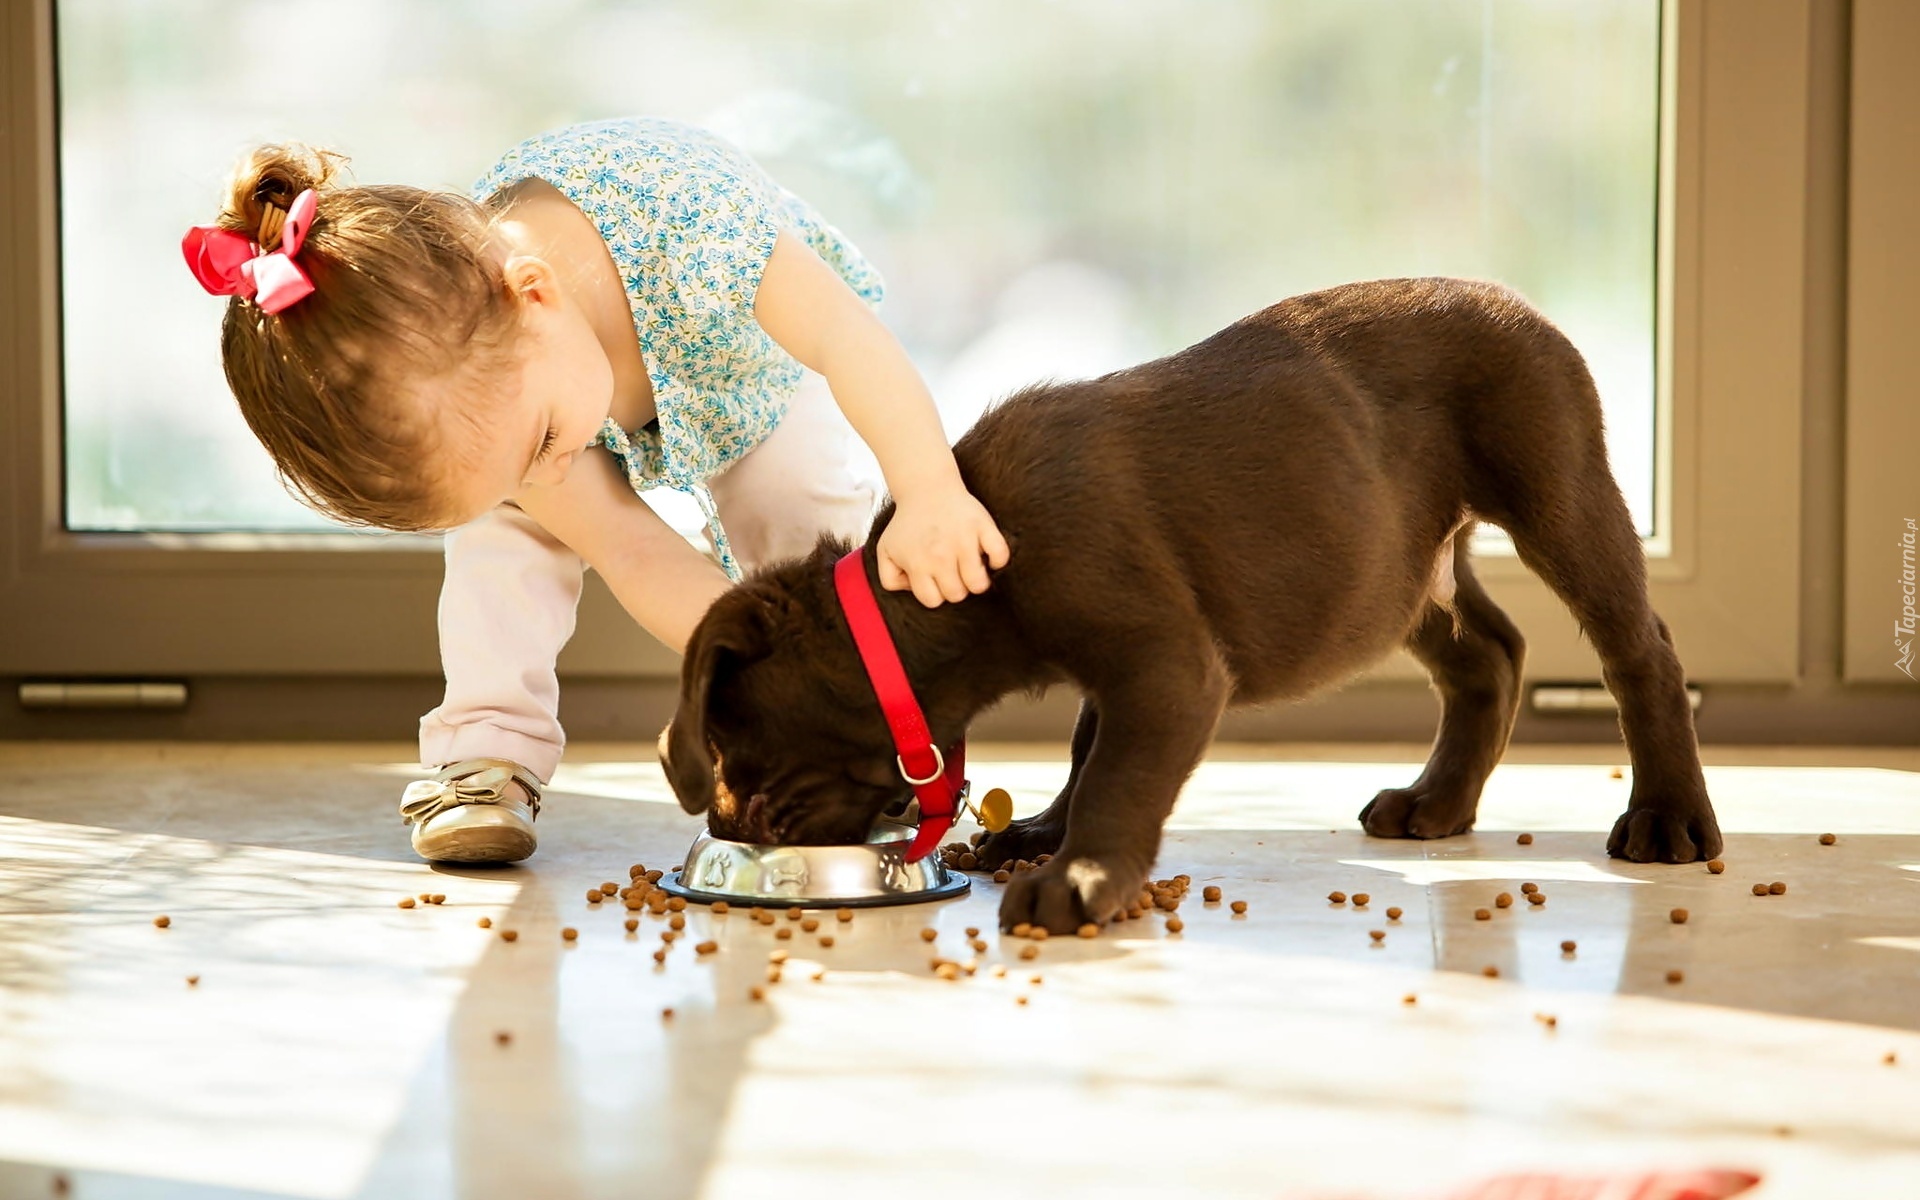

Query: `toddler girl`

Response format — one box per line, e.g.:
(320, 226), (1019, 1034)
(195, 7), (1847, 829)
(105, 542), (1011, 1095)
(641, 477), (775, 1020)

(185, 116), (1008, 863)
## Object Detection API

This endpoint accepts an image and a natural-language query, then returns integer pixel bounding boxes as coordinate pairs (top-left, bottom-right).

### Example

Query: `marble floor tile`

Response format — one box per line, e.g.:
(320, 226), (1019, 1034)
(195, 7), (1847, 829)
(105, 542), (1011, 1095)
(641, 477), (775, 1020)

(0, 742), (1916, 1200)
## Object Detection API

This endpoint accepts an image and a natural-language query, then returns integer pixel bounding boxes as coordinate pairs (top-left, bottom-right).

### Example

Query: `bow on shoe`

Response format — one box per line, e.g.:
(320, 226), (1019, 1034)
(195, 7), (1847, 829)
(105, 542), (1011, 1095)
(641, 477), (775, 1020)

(181, 188), (318, 314)
(399, 766), (536, 827)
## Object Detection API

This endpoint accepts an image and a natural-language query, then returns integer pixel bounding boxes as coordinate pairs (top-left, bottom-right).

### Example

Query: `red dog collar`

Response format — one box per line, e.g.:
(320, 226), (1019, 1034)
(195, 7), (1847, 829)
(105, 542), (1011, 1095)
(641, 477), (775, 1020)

(833, 547), (967, 863)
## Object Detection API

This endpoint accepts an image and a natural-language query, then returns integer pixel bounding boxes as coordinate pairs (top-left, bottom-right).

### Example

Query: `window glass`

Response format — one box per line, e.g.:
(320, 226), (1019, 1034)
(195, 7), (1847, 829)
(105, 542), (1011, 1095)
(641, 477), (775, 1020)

(59, 0), (1659, 535)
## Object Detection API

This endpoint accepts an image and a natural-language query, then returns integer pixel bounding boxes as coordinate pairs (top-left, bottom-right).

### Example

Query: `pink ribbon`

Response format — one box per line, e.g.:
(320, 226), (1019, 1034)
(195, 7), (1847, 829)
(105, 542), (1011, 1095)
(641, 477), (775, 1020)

(181, 188), (318, 314)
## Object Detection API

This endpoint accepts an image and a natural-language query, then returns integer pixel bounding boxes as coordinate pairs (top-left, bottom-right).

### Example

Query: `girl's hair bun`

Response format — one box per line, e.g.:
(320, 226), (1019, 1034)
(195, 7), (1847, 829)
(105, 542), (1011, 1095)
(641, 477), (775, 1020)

(222, 143), (348, 247)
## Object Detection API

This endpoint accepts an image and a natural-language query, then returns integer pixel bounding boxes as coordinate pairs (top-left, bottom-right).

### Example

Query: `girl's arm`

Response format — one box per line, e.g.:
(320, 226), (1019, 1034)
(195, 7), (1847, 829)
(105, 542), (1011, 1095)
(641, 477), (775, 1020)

(753, 229), (1009, 607)
(514, 449), (732, 654)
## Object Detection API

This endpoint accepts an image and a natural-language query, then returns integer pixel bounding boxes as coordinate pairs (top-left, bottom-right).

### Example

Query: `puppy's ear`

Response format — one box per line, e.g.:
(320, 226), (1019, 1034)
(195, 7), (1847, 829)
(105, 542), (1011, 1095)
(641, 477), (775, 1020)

(661, 598), (769, 815)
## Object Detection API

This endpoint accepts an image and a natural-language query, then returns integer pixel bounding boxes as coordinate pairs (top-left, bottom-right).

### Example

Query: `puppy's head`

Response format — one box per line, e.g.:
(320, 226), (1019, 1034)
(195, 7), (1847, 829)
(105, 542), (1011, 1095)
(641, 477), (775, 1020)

(659, 539), (918, 846)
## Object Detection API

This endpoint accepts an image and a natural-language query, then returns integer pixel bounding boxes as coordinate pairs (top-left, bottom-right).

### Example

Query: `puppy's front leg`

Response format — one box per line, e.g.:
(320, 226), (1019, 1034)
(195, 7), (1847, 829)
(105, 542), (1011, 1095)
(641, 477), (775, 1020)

(999, 668), (1227, 935)
(975, 698), (1096, 869)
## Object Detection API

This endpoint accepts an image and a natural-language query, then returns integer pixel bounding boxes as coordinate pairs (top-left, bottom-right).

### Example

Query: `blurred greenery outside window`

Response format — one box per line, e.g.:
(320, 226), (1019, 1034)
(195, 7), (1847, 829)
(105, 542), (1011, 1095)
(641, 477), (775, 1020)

(59, 0), (1659, 537)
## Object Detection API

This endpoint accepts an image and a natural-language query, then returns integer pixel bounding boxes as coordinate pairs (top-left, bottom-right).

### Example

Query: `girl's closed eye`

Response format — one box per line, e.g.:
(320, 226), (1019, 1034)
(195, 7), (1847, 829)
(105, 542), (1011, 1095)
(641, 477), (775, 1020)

(533, 426), (558, 463)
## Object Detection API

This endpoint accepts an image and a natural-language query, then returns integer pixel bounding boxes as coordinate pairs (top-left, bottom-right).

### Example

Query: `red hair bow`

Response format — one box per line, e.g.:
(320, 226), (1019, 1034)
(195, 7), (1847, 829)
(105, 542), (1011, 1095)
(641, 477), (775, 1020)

(181, 188), (318, 314)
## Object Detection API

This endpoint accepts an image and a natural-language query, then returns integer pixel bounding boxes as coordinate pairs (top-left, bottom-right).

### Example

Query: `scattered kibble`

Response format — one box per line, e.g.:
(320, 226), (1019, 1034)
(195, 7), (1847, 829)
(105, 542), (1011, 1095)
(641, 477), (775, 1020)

(1495, 893), (1514, 909)
(712, 901), (730, 915)
(629, 864), (647, 879)
(766, 965), (784, 984)
(1230, 901), (1248, 915)
(819, 936), (835, 948)
(1516, 833), (1534, 845)
(787, 906), (803, 921)
(1077, 923), (1099, 939)
(695, 940), (718, 955)
(1561, 940), (1577, 954)
(1167, 917), (1185, 934)
(1819, 833), (1836, 846)
(1666, 969), (1685, 984)
(1011, 922), (1032, 938)
(1474, 909), (1492, 921)
(1328, 891), (1347, 905)
(749, 987), (765, 1002)
(669, 914), (686, 931)
(1609, 766), (1624, 779)
(429, 894), (446, 905)
(624, 918), (639, 932)
(495, 1031), (512, 1046)
(660, 930), (678, 944)
(1482, 965), (1500, 978)
(775, 927), (793, 940)
(970, 938), (988, 953)
(935, 962), (961, 981)
(561, 927), (578, 941)
(769, 949), (789, 964)
(992, 870), (1011, 883)
(1769, 881), (1787, 895)
(397, 898), (415, 910)
(1203, 886), (1222, 902)
(1520, 882), (1539, 895)
(1030, 927), (1050, 941)
(919, 928), (938, 943)
(1402, 994), (1418, 1005)
(645, 870), (662, 883)
(1884, 1052), (1898, 1066)
(965, 926), (980, 938)
(154, 915), (171, 928)
(836, 908), (853, 923)
(812, 971), (826, 982)
(1368, 930), (1385, 943)
(500, 930), (518, 942)
(801, 918), (819, 933)
(1535, 1013), (1558, 1029)
(186, 975), (200, 987)
(1670, 908), (1689, 925)
(661, 1007), (674, 1021)
(1526, 892), (1546, 907)
(1385, 906), (1403, 921)
(1753, 883), (1771, 896)
(1029, 975), (1043, 986)
(1016, 995), (1030, 1006)
(586, 889), (603, 904)
(1018, 945), (1039, 960)
(1707, 860), (1726, 874)
(1352, 893), (1371, 907)
(477, 917), (492, 929)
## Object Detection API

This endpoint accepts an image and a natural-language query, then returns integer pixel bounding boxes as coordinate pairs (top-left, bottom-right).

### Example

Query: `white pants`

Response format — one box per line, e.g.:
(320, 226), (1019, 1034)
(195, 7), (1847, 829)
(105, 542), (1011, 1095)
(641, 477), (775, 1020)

(418, 372), (878, 780)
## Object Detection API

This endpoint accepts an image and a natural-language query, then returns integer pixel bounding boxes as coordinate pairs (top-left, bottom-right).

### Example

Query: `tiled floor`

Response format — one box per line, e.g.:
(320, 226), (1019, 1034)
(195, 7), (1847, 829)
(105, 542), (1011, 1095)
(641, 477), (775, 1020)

(1, 741), (1918, 1200)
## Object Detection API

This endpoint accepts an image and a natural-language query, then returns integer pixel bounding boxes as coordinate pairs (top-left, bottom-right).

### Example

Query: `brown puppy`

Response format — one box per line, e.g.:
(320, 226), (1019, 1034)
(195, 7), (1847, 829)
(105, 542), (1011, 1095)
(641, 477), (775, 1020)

(660, 277), (1721, 934)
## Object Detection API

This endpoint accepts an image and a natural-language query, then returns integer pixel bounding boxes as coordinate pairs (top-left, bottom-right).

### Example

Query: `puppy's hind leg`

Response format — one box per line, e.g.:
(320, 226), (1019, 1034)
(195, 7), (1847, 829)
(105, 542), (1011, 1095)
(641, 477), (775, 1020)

(974, 698), (1095, 869)
(1360, 536), (1526, 840)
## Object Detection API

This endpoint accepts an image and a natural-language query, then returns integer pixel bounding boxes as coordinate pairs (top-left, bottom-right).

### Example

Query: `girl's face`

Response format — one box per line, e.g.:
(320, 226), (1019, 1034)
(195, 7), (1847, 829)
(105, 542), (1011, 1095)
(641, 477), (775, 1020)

(432, 256), (615, 527)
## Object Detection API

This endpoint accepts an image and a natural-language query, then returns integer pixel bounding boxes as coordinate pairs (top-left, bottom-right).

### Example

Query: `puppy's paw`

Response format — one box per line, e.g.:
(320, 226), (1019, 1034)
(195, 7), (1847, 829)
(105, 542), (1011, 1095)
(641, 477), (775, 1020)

(1359, 784), (1478, 840)
(998, 854), (1141, 936)
(973, 814), (1066, 870)
(1608, 798), (1722, 863)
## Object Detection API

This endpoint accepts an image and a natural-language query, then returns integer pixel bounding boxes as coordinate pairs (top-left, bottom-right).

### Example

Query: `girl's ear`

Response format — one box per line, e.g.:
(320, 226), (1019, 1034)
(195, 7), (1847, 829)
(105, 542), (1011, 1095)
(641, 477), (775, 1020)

(500, 254), (563, 314)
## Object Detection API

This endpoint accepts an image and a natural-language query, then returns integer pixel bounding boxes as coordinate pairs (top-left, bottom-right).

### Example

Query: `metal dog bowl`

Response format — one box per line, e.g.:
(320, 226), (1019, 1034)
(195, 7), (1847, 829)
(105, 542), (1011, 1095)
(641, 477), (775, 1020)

(657, 821), (970, 909)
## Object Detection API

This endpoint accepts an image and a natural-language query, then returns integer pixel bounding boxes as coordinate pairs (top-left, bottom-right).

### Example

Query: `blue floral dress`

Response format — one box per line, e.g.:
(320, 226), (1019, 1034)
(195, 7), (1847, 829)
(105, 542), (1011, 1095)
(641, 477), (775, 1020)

(472, 117), (886, 578)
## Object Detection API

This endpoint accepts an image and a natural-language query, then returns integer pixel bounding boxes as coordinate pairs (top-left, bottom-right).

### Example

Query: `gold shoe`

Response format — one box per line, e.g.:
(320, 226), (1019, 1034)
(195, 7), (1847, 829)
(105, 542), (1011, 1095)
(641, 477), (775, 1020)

(400, 758), (542, 864)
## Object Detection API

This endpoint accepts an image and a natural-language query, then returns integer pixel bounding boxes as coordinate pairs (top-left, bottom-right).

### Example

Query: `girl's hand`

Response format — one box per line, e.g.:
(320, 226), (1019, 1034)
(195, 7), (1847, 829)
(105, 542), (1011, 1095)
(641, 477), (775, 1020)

(877, 486), (1011, 607)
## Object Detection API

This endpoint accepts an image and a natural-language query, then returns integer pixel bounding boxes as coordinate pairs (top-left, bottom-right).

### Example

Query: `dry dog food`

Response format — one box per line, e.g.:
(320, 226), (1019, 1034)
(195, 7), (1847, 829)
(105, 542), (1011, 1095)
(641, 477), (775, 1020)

(993, 870), (1011, 883)
(1230, 901), (1248, 915)
(1474, 908), (1492, 921)
(935, 962), (961, 981)
(712, 901), (730, 915)
(836, 908), (854, 923)
(587, 890), (603, 904)
(756, 911), (776, 926)
(1665, 969), (1684, 984)
(154, 915), (172, 927)
(1516, 833), (1534, 845)
(397, 898), (415, 910)
(1495, 893), (1514, 909)
(1819, 833), (1837, 845)
(645, 870), (663, 883)
(1385, 907), (1403, 921)
(786, 906), (803, 920)
(500, 930), (518, 942)
(965, 926), (980, 938)
(668, 897), (687, 912)
(813, 971), (826, 982)
(1011, 922), (1032, 937)
(1520, 882), (1538, 895)
(1884, 1052), (1898, 1066)
(562, 927), (579, 941)
(1328, 891), (1347, 904)
(1561, 940), (1577, 954)
(1752, 883), (1770, 896)
(1077, 923), (1098, 938)
(801, 918), (819, 933)
(428, 894), (446, 905)
(186, 975), (199, 987)
(1352, 893), (1371, 907)
(1707, 860), (1726, 874)
(1769, 881), (1787, 895)
(601, 882), (619, 895)
(1609, 766), (1624, 779)
(625, 918), (639, 932)
(669, 914), (686, 931)
(769, 949), (789, 964)
(1203, 886), (1222, 902)
(477, 917), (492, 929)
(748, 987), (765, 1002)
(767, 966), (783, 984)
(818, 936), (835, 948)
(775, 927), (793, 940)
(661, 1008), (674, 1021)
(629, 864), (647, 879)
(1402, 994), (1418, 1005)
(1535, 1013), (1558, 1029)
(919, 928), (938, 943)
(1368, 929), (1385, 943)
(1525, 892), (1546, 907)
(970, 938), (988, 953)
(1166, 917), (1185, 934)
(651, 948), (667, 964)
(1018, 945), (1039, 960)
(495, 1031), (512, 1046)
(661, 930), (678, 944)
(1670, 908), (1689, 925)
(1016, 995), (1030, 1006)
(1029, 926), (1050, 941)
(695, 941), (718, 955)
(1482, 965), (1500, 978)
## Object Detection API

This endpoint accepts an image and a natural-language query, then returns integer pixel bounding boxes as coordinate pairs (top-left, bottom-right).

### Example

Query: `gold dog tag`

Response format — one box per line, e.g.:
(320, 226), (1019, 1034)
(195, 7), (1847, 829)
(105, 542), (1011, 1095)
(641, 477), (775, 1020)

(977, 787), (1013, 833)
